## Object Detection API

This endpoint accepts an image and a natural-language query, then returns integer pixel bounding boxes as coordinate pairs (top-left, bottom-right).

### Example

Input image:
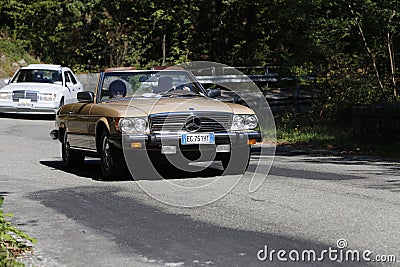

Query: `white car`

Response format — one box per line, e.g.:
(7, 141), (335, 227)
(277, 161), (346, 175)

(0, 64), (83, 114)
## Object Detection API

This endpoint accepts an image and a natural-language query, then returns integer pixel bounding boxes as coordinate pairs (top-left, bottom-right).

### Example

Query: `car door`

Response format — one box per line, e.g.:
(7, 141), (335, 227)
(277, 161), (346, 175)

(66, 102), (94, 151)
(64, 71), (82, 103)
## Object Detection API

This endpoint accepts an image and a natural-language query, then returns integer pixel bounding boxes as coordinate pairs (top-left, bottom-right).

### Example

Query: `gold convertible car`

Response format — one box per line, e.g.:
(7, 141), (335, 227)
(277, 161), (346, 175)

(50, 69), (262, 180)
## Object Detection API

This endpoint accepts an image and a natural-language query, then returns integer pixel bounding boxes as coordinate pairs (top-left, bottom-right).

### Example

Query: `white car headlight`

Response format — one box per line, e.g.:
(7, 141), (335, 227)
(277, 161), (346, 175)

(231, 114), (258, 130)
(119, 117), (148, 133)
(245, 115), (258, 129)
(0, 92), (12, 100)
(39, 93), (57, 101)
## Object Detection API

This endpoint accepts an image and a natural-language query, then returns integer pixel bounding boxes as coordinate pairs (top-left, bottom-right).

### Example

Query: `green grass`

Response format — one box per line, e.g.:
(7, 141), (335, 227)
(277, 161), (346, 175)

(276, 126), (335, 146)
(271, 111), (400, 158)
(1, 197), (36, 267)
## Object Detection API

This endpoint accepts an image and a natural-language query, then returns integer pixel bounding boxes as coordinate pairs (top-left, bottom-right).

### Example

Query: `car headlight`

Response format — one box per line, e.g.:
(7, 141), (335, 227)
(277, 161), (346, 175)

(118, 117), (148, 133)
(231, 114), (258, 130)
(39, 93), (57, 101)
(231, 115), (246, 130)
(0, 92), (12, 100)
(245, 115), (258, 129)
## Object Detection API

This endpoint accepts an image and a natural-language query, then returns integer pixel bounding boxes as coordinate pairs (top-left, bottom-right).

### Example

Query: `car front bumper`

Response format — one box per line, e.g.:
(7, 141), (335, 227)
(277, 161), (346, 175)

(0, 101), (59, 114)
(111, 131), (262, 151)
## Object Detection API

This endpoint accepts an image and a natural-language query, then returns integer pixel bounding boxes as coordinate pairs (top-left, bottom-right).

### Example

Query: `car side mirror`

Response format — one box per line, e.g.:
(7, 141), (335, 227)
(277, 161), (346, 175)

(207, 88), (221, 98)
(77, 91), (94, 103)
(3, 79), (10, 84)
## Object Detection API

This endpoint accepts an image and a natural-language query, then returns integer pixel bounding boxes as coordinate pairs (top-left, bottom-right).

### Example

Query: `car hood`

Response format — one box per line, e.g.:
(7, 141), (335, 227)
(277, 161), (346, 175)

(1, 83), (63, 93)
(95, 97), (254, 117)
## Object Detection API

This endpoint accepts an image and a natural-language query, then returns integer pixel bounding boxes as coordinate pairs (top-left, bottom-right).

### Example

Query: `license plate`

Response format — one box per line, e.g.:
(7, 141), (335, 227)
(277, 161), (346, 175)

(18, 99), (32, 108)
(181, 133), (215, 145)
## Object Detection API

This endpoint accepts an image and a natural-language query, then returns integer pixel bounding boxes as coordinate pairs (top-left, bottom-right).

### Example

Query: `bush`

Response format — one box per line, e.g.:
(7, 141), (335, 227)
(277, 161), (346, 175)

(0, 34), (39, 78)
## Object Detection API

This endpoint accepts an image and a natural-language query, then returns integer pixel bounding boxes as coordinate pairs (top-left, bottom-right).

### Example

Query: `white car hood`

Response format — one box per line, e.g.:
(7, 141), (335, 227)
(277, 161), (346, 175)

(2, 83), (64, 93)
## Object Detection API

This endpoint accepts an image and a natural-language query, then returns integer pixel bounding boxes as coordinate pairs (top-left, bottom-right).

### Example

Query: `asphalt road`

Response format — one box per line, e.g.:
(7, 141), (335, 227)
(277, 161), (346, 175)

(0, 115), (399, 266)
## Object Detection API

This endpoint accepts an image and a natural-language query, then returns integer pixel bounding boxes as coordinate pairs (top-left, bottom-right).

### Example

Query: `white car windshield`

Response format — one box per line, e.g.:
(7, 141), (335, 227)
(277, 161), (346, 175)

(11, 69), (62, 84)
(100, 71), (206, 101)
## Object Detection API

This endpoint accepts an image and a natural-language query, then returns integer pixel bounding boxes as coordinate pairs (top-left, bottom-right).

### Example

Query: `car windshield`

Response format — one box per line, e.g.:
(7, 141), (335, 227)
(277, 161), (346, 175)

(100, 70), (206, 101)
(11, 69), (62, 84)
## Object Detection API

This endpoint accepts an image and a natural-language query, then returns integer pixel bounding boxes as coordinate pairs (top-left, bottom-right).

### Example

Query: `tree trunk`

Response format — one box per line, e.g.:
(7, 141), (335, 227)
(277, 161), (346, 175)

(348, 4), (385, 95)
(387, 31), (397, 97)
(162, 33), (166, 66)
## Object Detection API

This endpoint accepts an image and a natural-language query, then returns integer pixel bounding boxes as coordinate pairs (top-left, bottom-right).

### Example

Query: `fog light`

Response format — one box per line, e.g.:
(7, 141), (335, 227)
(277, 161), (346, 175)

(161, 146), (176, 154)
(216, 144), (230, 152)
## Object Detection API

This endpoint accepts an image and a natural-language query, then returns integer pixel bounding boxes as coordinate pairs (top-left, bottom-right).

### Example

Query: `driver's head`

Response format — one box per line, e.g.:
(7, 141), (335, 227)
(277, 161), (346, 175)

(156, 76), (173, 93)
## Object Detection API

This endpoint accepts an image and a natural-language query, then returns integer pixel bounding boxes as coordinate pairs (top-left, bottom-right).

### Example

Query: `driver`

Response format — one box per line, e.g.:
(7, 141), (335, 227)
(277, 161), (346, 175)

(154, 76), (173, 93)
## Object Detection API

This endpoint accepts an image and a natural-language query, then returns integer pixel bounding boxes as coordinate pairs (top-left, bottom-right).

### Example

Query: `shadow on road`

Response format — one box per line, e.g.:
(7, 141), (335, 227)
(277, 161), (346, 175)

(272, 144), (400, 165)
(253, 144), (400, 177)
(29, 186), (362, 267)
(0, 113), (55, 121)
(368, 179), (400, 193)
(40, 159), (224, 182)
(0, 191), (11, 197)
(266, 166), (366, 181)
(40, 159), (105, 181)
(254, 144), (400, 192)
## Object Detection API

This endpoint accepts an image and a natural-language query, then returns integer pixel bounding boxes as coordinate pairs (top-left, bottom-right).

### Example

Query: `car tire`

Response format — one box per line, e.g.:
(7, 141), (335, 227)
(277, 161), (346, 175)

(100, 130), (127, 180)
(221, 145), (251, 175)
(62, 131), (85, 167)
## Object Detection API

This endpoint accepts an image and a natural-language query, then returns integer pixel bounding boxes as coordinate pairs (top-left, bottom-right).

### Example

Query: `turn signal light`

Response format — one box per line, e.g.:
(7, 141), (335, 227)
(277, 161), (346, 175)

(130, 142), (143, 148)
(248, 139), (257, 145)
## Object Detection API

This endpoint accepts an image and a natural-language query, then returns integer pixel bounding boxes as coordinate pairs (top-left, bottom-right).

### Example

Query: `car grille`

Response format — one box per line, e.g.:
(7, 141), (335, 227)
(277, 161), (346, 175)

(12, 90), (38, 102)
(150, 112), (232, 133)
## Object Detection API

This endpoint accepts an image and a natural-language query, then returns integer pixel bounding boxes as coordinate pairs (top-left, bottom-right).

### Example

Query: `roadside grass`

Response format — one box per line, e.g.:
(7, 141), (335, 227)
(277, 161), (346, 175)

(276, 126), (335, 146)
(272, 111), (400, 158)
(0, 197), (36, 266)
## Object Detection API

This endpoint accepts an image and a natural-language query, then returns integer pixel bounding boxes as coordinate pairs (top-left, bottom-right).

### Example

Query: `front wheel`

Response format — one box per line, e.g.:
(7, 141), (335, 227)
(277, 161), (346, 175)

(100, 130), (127, 180)
(62, 131), (84, 167)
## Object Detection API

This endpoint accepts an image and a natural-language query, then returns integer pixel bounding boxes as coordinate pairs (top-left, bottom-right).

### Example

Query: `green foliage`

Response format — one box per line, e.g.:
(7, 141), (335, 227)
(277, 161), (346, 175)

(0, 197), (36, 267)
(274, 111), (334, 146)
(0, 0), (399, 117)
(0, 36), (39, 77)
(274, 110), (400, 157)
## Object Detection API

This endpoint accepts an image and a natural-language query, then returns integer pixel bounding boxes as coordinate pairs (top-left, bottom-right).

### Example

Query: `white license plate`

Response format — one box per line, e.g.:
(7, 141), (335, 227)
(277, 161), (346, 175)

(181, 133), (215, 145)
(18, 99), (32, 108)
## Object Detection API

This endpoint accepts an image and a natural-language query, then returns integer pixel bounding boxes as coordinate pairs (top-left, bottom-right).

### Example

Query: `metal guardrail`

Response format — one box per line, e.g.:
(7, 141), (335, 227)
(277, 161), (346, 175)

(195, 74), (278, 84)
(192, 66), (317, 112)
